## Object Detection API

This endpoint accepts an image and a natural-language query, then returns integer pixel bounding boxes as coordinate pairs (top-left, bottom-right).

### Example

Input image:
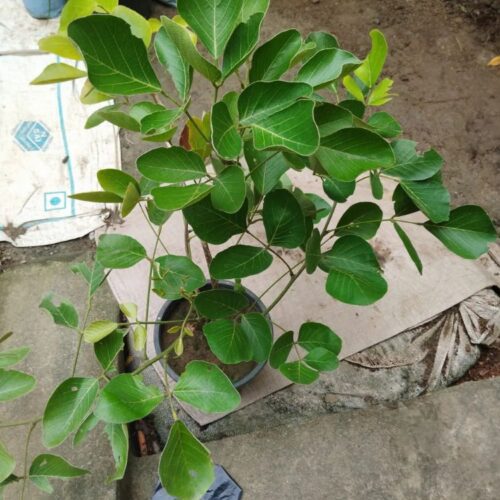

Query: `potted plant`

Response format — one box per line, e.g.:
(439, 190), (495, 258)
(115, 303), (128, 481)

(1, 0), (496, 498)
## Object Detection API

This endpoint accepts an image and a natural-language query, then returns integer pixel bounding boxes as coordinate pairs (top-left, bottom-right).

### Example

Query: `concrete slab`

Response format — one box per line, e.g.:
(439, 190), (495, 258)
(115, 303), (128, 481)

(121, 379), (500, 500)
(0, 254), (119, 499)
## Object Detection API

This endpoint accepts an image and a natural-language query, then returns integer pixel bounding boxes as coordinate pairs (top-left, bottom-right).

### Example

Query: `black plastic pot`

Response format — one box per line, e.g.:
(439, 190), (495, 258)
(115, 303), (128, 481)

(120, 0), (152, 18)
(153, 281), (270, 389)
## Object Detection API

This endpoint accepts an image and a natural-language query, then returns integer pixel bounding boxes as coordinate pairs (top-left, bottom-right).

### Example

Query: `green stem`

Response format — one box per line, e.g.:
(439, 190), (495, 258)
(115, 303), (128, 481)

(263, 263), (307, 315)
(320, 202), (337, 238)
(0, 417), (41, 429)
(139, 203), (169, 255)
(20, 421), (38, 500)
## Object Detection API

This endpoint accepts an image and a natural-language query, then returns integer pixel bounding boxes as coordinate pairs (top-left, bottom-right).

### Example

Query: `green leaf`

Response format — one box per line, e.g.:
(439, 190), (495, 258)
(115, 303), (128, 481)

(0, 347), (30, 369)
(80, 79), (110, 104)
(95, 374), (163, 423)
(263, 189), (306, 248)
(68, 15), (161, 95)
(129, 101), (164, 121)
(155, 27), (192, 102)
(29, 454), (88, 490)
(297, 322), (342, 355)
(59, 0), (97, 33)
(0, 370), (36, 401)
(113, 5), (152, 46)
(298, 31), (339, 64)
(183, 197), (247, 244)
(42, 378), (99, 448)
(153, 255), (205, 300)
(73, 413), (99, 447)
(392, 184), (418, 217)
(137, 147), (206, 183)
(105, 423), (129, 482)
(85, 104), (120, 129)
(323, 177), (356, 203)
(203, 320), (251, 364)
(0, 442), (15, 483)
(279, 361), (319, 384)
(304, 347), (339, 372)
(400, 177), (450, 223)
(178, 0), (243, 58)
(296, 48), (361, 88)
(39, 294), (79, 329)
(97, 169), (140, 198)
(314, 103), (353, 137)
(211, 102), (242, 160)
(367, 112), (401, 138)
(147, 200), (172, 226)
(367, 77), (394, 106)
(222, 12), (266, 79)
(305, 228), (322, 274)
(240, 0), (269, 21)
(342, 74), (364, 102)
(335, 202), (383, 239)
(339, 99), (365, 118)
(71, 260), (105, 297)
(83, 321), (119, 344)
(152, 184), (213, 211)
(210, 245), (273, 279)
(424, 206), (496, 259)
(240, 313), (273, 362)
(31, 63), (86, 85)
(87, 107), (140, 132)
(160, 16), (221, 83)
(121, 183), (140, 217)
(159, 420), (214, 500)
(321, 235), (387, 305)
(315, 128), (395, 181)
(306, 193), (331, 223)
(384, 140), (443, 181)
(94, 329), (125, 371)
(140, 108), (182, 135)
(38, 34), (82, 60)
(96, 234), (147, 269)
(69, 191), (123, 203)
(173, 361), (241, 413)
(354, 29), (388, 88)
(194, 290), (249, 319)
(249, 29), (302, 82)
(269, 331), (294, 369)
(370, 171), (384, 200)
(211, 165), (246, 213)
(393, 222), (423, 274)
(30, 476), (53, 494)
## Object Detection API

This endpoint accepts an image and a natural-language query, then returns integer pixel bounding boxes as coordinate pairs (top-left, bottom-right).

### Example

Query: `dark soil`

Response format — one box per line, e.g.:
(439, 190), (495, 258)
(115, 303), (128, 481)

(456, 341), (500, 383)
(159, 299), (257, 383)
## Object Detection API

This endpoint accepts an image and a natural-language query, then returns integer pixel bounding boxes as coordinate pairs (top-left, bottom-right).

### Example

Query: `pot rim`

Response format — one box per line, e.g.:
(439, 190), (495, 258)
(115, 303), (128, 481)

(153, 280), (270, 389)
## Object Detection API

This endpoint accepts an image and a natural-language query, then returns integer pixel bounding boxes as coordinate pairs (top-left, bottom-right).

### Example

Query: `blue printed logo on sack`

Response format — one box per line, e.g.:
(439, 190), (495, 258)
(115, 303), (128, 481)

(13, 121), (52, 152)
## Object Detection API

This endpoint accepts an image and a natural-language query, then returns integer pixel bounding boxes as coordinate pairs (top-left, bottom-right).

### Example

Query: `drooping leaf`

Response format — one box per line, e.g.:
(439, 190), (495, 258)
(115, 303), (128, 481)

(42, 377), (99, 448)
(393, 222), (423, 274)
(39, 294), (79, 329)
(96, 234), (147, 269)
(69, 191), (123, 203)
(97, 169), (140, 198)
(392, 184), (418, 217)
(38, 34), (82, 60)
(211, 102), (242, 160)
(424, 206), (496, 259)
(249, 29), (302, 82)
(335, 202), (383, 239)
(173, 361), (241, 413)
(105, 423), (129, 481)
(159, 421), (214, 500)
(269, 331), (294, 369)
(153, 255), (206, 300)
(121, 182), (140, 217)
(297, 322), (342, 355)
(68, 16), (161, 95)
(147, 200), (172, 226)
(354, 29), (388, 88)
(367, 112), (401, 138)
(203, 320), (251, 364)
(279, 360), (319, 384)
(194, 289), (249, 319)
(400, 177), (450, 223)
(73, 413), (99, 447)
(83, 321), (119, 344)
(314, 103), (353, 137)
(210, 245), (273, 279)
(31, 63), (86, 85)
(85, 107), (140, 131)
(152, 184), (213, 211)
(370, 171), (384, 200)
(0, 370), (36, 401)
(211, 165), (246, 213)
(94, 329), (125, 371)
(305, 229), (322, 274)
(322, 177), (356, 203)
(263, 189), (306, 248)
(95, 374), (164, 423)
(240, 313), (273, 362)
(304, 347), (339, 372)
(0, 347), (30, 369)
(0, 441), (15, 483)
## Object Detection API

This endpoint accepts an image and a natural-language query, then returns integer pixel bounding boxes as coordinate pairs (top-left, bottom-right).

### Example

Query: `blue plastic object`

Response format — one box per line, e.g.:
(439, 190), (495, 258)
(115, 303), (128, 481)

(23, 0), (66, 19)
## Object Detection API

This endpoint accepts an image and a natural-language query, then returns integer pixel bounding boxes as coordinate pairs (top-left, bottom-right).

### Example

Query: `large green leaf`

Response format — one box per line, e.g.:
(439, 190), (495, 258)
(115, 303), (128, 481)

(203, 320), (251, 364)
(31, 63), (87, 85)
(178, 0), (243, 58)
(42, 377), (99, 448)
(29, 454), (88, 483)
(39, 294), (79, 329)
(152, 184), (213, 211)
(94, 330), (125, 372)
(155, 27), (192, 102)
(210, 245), (273, 279)
(153, 255), (206, 300)
(424, 206), (496, 259)
(393, 222), (423, 274)
(314, 103), (353, 137)
(137, 147), (206, 183)
(96, 234), (147, 269)
(322, 177), (356, 203)
(304, 347), (339, 372)
(315, 128), (395, 181)
(0, 347), (30, 369)
(97, 169), (140, 198)
(354, 29), (387, 88)
(269, 331), (294, 369)
(321, 235), (387, 305)
(160, 17), (221, 83)
(159, 421), (214, 500)
(335, 202), (383, 239)
(68, 16), (161, 95)
(83, 321), (119, 344)
(296, 48), (361, 88)
(240, 313), (273, 362)
(183, 197), (247, 244)
(194, 289), (249, 319)
(263, 189), (306, 248)
(211, 102), (242, 160)
(105, 423), (129, 482)
(0, 441), (15, 483)
(367, 112), (402, 138)
(297, 322), (342, 355)
(95, 374), (164, 423)
(279, 360), (319, 384)
(211, 165), (246, 213)
(0, 370), (36, 401)
(173, 361), (241, 413)
(400, 177), (450, 223)
(249, 29), (302, 82)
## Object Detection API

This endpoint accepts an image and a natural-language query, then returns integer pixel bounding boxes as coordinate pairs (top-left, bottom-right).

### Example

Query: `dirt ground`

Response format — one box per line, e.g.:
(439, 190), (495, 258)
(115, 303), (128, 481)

(1, 0), (499, 267)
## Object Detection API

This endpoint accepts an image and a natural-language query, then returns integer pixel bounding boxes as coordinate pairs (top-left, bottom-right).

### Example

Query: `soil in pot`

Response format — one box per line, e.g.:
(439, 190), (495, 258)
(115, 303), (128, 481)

(159, 299), (258, 383)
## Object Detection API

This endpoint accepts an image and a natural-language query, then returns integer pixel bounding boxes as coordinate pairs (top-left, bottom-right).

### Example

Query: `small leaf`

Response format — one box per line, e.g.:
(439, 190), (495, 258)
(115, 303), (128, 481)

(119, 303), (138, 320)
(194, 290), (249, 319)
(71, 260), (105, 297)
(211, 165), (246, 214)
(0, 370), (36, 401)
(335, 202), (383, 239)
(96, 234), (147, 269)
(0, 441), (15, 483)
(94, 330), (125, 372)
(29, 454), (88, 480)
(279, 360), (319, 384)
(210, 245), (273, 279)
(393, 222), (423, 274)
(173, 361), (241, 413)
(83, 321), (119, 344)
(152, 184), (213, 211)
(367, 77), (394, 106)
(269, 331), (294, 369)
(367, 112), (402, 138)
(39, 294), (79, 329)
(203, 320), (251, 364)
(38, 34), (82, 60)
(73, 413), (99, 447)
(97, 169), (140, 197)
(322, 177), (355, 203)
(211, 102), (242, 160)
(113, 5), (153, 46)
(105, 423), (129, 482)
(298, 322), (342, 355)
(121, 182), (140, 217)
(304, 347), (339, 372)
(59, 0), (97, 33)
(133, 325), (147, 352)
(0, 347), (30, 369)
(31, 63), (86, 85)
(354, 29), (388, 88)
(370, 171), (384, 200)
(342, 75), (364, 102)
(69, 191), (123, 203)
(305, 229), (321, 274)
